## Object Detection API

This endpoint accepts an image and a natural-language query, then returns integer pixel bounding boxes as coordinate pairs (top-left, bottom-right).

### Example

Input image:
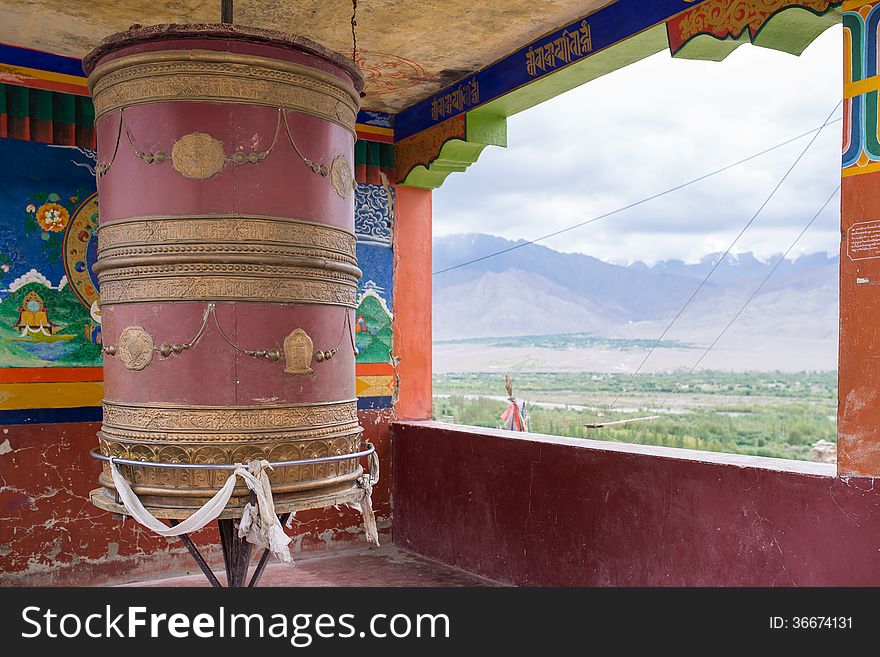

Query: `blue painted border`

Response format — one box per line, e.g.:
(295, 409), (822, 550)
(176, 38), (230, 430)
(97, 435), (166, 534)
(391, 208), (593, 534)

(394, 0), (708, 140)
(0, 406), (102, 425)
(357, 396), (393, 411)
(0, 41), (85, 78)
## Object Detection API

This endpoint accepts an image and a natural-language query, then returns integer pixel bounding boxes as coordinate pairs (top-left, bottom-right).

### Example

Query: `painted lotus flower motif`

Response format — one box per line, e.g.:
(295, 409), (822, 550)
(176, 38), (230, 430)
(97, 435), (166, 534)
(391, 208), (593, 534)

(35, 203), (70, 232)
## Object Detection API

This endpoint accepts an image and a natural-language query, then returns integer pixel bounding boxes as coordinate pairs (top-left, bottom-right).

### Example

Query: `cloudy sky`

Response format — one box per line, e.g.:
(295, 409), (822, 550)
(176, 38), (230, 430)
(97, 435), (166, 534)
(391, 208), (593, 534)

(432, 26), (842, 265)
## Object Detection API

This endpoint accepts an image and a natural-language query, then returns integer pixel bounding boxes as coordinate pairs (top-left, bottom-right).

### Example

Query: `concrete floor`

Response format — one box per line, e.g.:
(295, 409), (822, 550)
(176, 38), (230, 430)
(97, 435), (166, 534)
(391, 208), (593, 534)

(123, 544), (500, 587)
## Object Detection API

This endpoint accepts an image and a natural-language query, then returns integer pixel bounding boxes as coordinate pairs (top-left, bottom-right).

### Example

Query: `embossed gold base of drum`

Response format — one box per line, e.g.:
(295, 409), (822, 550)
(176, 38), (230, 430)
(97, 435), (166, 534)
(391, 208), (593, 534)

(89, 399), (365, 517)
(88, 443), (369, 521)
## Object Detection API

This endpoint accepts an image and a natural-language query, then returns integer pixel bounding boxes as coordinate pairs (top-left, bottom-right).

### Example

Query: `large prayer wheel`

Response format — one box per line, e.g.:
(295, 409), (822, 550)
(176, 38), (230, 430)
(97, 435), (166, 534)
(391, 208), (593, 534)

(84, 25), (366, 518)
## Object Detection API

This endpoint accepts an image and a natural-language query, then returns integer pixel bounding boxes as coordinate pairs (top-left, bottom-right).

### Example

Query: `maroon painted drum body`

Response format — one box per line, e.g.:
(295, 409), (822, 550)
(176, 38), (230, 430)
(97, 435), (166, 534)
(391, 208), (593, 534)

(84, 25), (365, 517)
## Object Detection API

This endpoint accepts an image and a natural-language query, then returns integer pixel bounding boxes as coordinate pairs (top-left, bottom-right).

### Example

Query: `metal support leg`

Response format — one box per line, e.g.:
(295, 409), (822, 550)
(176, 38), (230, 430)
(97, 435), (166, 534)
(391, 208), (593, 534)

(170, 503), (291, 588)
(248, 512), (291, 587)
(217, 518), (253, 587)
(168, 520), (223, 588)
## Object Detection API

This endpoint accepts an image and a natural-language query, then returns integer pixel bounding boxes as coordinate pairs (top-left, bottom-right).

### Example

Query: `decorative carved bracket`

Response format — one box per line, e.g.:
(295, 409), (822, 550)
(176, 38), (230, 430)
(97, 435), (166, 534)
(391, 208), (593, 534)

(395, 111), (507, 189)
(667, 0), (842, 61)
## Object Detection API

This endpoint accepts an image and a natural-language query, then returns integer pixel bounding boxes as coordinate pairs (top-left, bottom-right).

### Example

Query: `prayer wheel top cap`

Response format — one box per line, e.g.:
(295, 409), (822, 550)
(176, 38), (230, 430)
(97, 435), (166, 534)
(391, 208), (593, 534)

(82, 22), (364, 93)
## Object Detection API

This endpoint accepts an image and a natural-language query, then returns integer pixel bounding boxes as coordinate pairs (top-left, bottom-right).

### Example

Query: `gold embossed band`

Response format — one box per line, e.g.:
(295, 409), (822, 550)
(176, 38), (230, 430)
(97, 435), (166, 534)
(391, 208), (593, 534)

(96, 215), (360, 306)
(98, 267), (358, 307)
(98, 215), (357, 264)
(102, 399), (359, 432)
(100, 421), (362, 445)
(89, 50), (359, 135)
(98, 433), (362, 470)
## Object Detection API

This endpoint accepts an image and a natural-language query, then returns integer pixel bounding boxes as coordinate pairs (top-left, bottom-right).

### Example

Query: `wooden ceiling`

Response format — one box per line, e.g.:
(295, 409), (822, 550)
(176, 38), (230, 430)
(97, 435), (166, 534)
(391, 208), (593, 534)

(0, 0), (615, 113)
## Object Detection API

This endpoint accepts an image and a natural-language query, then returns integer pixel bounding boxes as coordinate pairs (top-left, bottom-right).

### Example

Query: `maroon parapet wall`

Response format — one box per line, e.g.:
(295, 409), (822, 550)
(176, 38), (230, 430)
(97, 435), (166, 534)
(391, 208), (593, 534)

(392, 421), (880, 586)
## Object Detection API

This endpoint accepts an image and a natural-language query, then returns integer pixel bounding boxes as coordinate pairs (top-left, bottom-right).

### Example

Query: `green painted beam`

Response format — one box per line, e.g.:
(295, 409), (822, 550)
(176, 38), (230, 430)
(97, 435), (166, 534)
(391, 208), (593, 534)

(400, 5), (839, 188)
(400, 27), (666, 188)
(481, 25), (669, 118)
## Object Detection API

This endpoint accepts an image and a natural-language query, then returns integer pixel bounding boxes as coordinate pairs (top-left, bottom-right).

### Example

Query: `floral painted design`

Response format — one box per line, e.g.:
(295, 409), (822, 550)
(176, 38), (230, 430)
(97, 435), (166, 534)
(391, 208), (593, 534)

(34, 203), (70, 232)
(23, 190), (89, 264)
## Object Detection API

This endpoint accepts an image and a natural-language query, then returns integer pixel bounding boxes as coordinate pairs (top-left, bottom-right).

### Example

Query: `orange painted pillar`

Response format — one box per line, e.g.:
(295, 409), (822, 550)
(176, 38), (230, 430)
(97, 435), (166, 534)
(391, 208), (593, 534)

(393, 186), (433, 420)
(839, 1), (880, 475)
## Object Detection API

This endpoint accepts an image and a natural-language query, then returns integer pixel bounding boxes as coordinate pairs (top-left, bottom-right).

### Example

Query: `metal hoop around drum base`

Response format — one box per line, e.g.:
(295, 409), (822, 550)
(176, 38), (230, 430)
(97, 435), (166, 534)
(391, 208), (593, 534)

(90, 443), (375, 470)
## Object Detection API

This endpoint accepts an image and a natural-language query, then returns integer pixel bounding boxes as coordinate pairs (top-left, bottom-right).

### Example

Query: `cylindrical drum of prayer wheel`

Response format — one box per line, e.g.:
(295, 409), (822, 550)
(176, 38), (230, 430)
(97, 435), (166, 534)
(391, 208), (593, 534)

(83, 24), (365, 518)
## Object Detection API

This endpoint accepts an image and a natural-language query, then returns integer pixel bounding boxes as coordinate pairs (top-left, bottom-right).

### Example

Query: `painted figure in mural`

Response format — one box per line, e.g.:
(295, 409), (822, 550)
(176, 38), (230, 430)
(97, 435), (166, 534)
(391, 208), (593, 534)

(12, 291), (71, 342)
(0, 141), (101, 365)
(86, 301), (102, 345)
(356, 314), (368, 334)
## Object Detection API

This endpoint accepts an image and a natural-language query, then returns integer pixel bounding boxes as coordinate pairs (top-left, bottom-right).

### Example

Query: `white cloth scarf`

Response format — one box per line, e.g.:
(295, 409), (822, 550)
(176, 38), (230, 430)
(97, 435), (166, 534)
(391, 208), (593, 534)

(109, 459), (293, 563)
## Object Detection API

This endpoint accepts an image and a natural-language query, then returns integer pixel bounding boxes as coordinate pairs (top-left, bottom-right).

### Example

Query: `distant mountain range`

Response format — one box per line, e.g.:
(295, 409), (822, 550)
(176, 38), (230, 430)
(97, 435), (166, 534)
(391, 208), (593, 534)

(433, 234), (838, 343)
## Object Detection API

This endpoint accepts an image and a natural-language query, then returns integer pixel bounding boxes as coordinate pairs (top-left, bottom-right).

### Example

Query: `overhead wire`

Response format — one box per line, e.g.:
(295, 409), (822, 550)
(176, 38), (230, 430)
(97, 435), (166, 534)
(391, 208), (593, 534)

(432, 115), (842, 276)
(602, 100), (842, 414)
(620, 183), (840, 444)
(668, 185), (840, 382)
(430, 103), (843, 435)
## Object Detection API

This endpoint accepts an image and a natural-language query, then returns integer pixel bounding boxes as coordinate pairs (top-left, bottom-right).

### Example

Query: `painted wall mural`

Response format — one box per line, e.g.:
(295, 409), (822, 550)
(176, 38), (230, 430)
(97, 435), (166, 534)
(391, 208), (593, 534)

(351, 50), (435, 96)
(0, 138), (395, 419)
(0, 137), (100, 368)
(844, 2), (880, 177)
(354, 181), (395, 409)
